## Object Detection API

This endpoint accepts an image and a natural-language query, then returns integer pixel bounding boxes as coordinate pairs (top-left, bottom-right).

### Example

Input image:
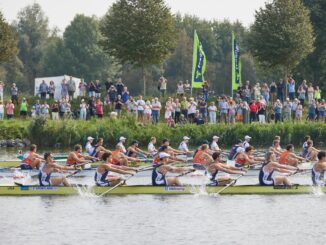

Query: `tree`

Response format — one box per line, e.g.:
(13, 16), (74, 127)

(15, 3), (49, 89)
(101, 0), (177, 95)
(0, 12), (18, 63)
(249, 0), (315, 78)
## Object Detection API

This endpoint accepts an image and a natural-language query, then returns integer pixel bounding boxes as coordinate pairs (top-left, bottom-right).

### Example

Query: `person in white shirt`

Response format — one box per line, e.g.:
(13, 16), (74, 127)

(0, 101), (4, 120)
(117, 136), (127, 154)
(211, 136), (220, 152)
(187, 98), (197, 123)
(136, 96), (145, 122)
(178, 136), (193, 154)
(85, 136), (95, 156)
(242, 135), (251, 149)
(208, 102), (217, 124)
(148, 137), (157, 157)
(151, 97), (161, 124)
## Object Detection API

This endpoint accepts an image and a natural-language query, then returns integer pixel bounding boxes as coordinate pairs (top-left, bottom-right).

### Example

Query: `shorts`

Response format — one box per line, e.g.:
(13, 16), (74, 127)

(20, 164), (33, 170)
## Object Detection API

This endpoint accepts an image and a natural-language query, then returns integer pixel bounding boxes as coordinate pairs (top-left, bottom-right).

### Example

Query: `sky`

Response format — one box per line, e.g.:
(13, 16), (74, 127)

(0, 0), (268, 32)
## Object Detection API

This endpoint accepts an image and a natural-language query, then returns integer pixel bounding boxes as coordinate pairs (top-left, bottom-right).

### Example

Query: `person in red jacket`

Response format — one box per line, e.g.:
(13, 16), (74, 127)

(249, 100), (258, 123)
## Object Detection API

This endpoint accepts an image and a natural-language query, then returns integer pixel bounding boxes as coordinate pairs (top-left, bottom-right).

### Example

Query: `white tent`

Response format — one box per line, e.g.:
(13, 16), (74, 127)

(34, 75), (81, 100)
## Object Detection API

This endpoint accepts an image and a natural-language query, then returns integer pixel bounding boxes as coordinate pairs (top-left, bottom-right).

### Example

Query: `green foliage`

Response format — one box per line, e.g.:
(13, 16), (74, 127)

(249, 0), (315, 74)
(0, 12), (18, 63)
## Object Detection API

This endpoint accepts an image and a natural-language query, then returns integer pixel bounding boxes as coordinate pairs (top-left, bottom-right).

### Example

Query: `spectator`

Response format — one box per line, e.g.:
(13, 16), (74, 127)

(176, 81), (184, 97)
(95, 80), (101, 98)
(283, 98), (292, 122)
(121, 87), (129, 104)
(115, 95), (123, 116)
(295, 101), (303, 121)
(174, 98), (181, 123)
(270, 81), (277, 104)
(11, 83), (18, 105)
(261, 83), (270, 105)
(228, 100), (236, 124)
(274, 99), (283, 123)
(20, 98), (28, 119)
(297, 85), (306, 106)
(80, 99), (88, 120)
(0, 101), (4, 120)
(291, 98), (299, 121)
(258, 96), (266, 124)
(180, 97), (188, 118)
(61, 79), (68, 101)
(136, 95), (145, 122)
(67, 76), (76, 101)
(127, 97), (138, 118)
(151, 97), (161, 124)
(34, 100), (42, 116)
(88, 97), (96, 118)
(314, 86), (321, 101)
(88, 81), (96, 98)
(159, 76), (167, 97)
(288, 77), (296, 100)
(187, 97), (197, 123)
(276, 80), (284, 102)
(219, 97), (228, 124)
(0, 81), (4, 102)
(194, 110), (205, 125)
(116, 78), (125, 96)
(235, 100), (243, 122)
(143, 100), (152, 124)
(48, 81), (56, 99)
(208, 102), (217, 124)
(307, 83), (314, 104)
(243, 85), (251, 103)
(202, 80), (209, 101)
(198, 99), (207, 120)
(184, 80), (191, 94)
(107, 85), (117, 111)
(318, 100), (325, 122)
(105, 80), (114, 92)
(253, 83), (261, 100)
(6, 100), (14, 119)
(39, 80), (48, 100)
(164, 97), (173, 121)
(249, 100), (258, 123)
(241, 101), (250, 124)
(59, 99), (66, 119)
(95, 98), (104, 118)
(41, 101), (50, 118)
(179, 114), (187, 125)
(167, 115), (175, 128)
(308, 100), (316, 121)
(78, 79), (87, 97)
(51, 100), (59, 120)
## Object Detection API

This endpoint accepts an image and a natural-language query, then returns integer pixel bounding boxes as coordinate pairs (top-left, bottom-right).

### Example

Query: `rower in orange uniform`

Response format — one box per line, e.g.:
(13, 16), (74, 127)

(235, 146), (263, 167)
(20, 144), (44, 170)
(279, 144), (305, 167)
(66, 144), (97, 166)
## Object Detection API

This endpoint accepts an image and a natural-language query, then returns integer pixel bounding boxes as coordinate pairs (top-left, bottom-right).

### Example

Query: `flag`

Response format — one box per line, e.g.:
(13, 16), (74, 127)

(191, 30), (207, 88)
(232, 32), (242, 91)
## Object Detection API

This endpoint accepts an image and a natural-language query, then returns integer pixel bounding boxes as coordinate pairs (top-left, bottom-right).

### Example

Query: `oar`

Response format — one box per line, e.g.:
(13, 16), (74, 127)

(65, 169), (82, 178)
(175, 169), (196, 178)
(216, 174), (244, 195)
(98, 174), (134, 197)
(136, 166), (154, 172)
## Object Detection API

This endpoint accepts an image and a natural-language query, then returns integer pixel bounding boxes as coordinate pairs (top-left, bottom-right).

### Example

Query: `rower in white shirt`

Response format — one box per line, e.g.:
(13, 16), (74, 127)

(210, 136), (221, 152)
(242, 135), (252, 150)
(117, 136), (127, 154)
(148, 137), (158, 157)
(178, 136), (193, 154)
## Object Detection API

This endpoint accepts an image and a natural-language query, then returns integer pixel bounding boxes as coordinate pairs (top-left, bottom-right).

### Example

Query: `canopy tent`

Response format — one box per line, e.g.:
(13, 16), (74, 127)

(34, 75), (81, 100)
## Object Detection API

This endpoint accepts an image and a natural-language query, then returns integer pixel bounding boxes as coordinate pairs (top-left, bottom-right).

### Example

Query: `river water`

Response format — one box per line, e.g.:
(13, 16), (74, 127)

(0, 149), (325, 245)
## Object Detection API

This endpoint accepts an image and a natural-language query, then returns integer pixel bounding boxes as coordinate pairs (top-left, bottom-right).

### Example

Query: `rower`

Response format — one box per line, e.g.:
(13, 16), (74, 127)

(178, 136), (194, 154)
(259, 151), (298, 186)
(306, 140), (320, 161)
(39, 152), (76, 187)
(301, 135), (311, 158)
(152, 152), (194, 186)
(242, 135), (251, 149)
(111, 144), (140, 166)
(228, 140), (243, 160)
(95, 152), (136, 186)
(235, 146), (263, 167)
(207, 152), (246, 186)
(157, 139), (184, 157)
(153, 145), (186, 165)
(148, 137), (158, 157)
(126, 140), (148, 158)
(271, 139), (283, 157)
(210, 136), (221, 152)
(20, 144), (43, 170)
(193, 144), (214, 167)
(66, 144), (97, 166)
(117, 136), (127, 154)
(311, 151), (326, 186)
(92, 138), (111, 159)
(85, 136), (95, 156)
(279, 144), (305, 167)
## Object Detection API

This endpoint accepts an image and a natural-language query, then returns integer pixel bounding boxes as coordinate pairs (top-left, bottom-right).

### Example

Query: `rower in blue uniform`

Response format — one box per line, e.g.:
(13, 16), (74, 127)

(311, 151), (326, 186)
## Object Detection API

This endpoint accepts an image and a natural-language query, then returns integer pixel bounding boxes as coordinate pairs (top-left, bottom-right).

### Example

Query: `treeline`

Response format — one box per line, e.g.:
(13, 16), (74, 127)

(0, 0), (325, 95)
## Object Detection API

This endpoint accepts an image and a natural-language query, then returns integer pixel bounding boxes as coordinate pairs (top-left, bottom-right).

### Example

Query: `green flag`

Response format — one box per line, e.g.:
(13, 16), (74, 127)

(232, 32), (242, 91)
(192, 30), (207, 89)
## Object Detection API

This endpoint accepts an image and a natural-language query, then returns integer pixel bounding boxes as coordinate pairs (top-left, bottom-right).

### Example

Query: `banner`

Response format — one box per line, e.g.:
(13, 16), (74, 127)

(191, 30), (207, 89)
(232, 32), (242, 91)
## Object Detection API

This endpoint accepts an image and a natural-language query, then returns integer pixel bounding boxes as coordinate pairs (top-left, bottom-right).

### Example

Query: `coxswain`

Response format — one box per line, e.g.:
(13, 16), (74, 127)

(259, 152), (299, 186)
(152, 152), (194, 186)
(207, 152), (246, 186)
(301, 135), (311, 158)
(85, 136), (96, 156)
(126, 140), (148, 158)
(242, 135), (252, 149)
(94, 152), (136, 186)
(279, 144), (305, 167)
(235, 146), (263, 167)
(210, 136), (221, 152)
(20, 144), (43, 170)
(39, 152), (76, 186)
(66, 144), (97, 166)
(311, 151), (326, 186)
(117, 136), (127, 154)
(178, 136), (194, 154)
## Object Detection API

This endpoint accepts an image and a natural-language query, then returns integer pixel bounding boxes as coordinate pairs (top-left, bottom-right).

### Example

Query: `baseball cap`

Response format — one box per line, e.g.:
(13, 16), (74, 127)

(87, 136), (94, 141)
(245, 135), (252, 140)
(212, 136), (219, 140)
(159, 152), (170, 159)
(119, 136), (126, 141)
(183, 136), (190, 140)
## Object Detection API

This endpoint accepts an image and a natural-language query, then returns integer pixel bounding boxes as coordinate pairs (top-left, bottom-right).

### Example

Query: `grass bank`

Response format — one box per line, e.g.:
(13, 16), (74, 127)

(1, 117), (325, 149)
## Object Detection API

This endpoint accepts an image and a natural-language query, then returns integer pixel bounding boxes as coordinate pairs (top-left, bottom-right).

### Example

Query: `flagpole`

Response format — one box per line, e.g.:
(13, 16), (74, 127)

(231, 32), (234, 98)
(191, 30), (196, 97)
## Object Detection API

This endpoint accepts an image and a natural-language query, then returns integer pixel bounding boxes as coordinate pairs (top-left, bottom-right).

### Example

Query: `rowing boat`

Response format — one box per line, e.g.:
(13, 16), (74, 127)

(0, 184), (324, 196)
